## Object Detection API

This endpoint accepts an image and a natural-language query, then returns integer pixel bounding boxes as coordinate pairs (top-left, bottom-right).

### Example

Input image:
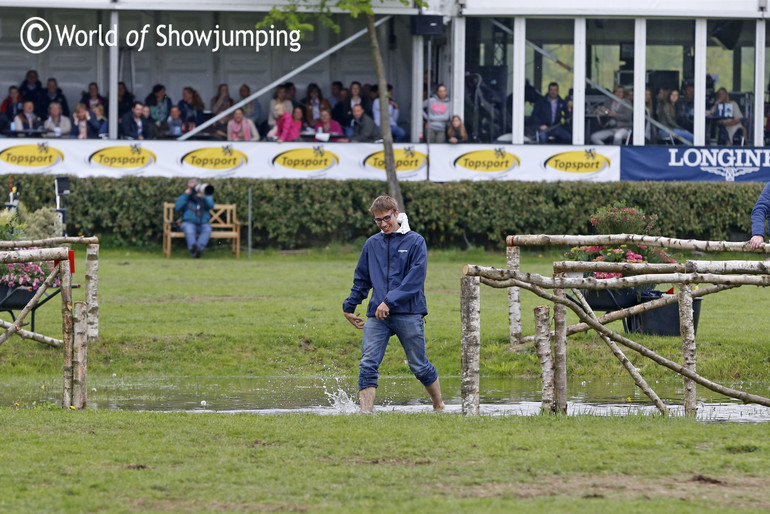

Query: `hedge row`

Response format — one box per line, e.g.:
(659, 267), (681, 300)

(4, 175), (764, 248)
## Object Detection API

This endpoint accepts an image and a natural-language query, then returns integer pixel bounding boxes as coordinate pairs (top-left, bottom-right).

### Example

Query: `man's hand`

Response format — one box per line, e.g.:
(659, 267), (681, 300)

(750, 235), (765, 249)
(375, 301), (390, 320)
(344, 312), (365, 329)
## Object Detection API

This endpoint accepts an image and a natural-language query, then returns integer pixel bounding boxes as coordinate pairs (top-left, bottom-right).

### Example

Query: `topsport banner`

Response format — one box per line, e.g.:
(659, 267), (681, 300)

(428, 144), (619, 181)
(0, 139), (621, 182)
(621, 147), (770, 182)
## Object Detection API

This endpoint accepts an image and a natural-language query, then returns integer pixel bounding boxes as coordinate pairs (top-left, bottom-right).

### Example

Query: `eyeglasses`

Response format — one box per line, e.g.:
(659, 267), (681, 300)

(373, 210), (396, 225)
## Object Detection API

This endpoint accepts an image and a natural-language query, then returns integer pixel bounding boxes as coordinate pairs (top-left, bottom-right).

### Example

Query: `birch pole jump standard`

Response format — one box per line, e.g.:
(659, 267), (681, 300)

(533, 305), (554, 414)
(461, 276), (481, 416)
(507, 246), (522, 349)
(85, 244), (99, 341)
(60, 259), (74, 409)
(553, 273), (568, 414)
(679, 283), (697, 417)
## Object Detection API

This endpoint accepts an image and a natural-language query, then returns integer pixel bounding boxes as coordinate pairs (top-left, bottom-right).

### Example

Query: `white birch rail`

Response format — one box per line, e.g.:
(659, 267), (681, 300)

(507, 234), (770, 253)
(464, 265), (770, 289)
(0, 248), (69, 263)
(0, 236), (99, 248)
(553, 260), (770, 275)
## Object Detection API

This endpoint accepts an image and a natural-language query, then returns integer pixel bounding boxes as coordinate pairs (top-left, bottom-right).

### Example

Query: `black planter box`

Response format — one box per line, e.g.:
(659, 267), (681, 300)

(626, 291), (703, 337)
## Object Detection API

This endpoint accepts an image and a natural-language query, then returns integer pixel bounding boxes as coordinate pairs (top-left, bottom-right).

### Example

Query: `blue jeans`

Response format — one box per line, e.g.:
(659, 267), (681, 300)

(390, 124), (406, 142)
(358, 314), (438, 391)
(181, 221), (212, 251)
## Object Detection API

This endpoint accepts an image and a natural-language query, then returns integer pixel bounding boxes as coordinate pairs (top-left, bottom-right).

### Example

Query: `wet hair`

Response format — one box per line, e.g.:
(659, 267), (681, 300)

(369, 195), (398, 215)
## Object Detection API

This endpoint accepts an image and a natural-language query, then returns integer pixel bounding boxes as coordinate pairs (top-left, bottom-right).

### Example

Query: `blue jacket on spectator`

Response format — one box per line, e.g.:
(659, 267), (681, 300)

(531, 95), (570, 128)
(120, 112), (152, 139)
(175, 193), (214, 225)
(751, 181), (770, 237)
(343, 213), (428, 317)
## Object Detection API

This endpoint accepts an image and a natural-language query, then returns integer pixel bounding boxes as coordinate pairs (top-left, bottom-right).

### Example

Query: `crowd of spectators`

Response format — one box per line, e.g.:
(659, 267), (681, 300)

(0, 70), (476, 144)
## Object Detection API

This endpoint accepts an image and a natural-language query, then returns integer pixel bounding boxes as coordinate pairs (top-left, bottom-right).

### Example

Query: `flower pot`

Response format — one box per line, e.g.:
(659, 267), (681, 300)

(0, 284), (37, 310)
(581, 284), (654, 311)
(626, 292), (703, 337)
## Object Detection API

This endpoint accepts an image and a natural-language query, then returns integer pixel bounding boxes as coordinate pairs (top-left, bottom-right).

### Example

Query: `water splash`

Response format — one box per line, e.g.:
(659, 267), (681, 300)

(321, 375), (359, 414)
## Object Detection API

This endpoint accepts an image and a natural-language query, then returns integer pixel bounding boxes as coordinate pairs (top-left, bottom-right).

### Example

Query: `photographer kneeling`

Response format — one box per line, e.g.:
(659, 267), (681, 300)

(175, 178), (214, 258)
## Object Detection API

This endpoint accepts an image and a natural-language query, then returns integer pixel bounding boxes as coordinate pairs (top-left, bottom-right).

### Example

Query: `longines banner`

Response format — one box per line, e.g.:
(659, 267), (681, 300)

(621, 147), (770, 182)
(0, 139), (622, 182)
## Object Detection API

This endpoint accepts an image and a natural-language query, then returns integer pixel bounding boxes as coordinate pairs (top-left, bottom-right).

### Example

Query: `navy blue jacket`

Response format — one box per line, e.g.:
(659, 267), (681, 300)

(751, 181), (770, 236)
(343, 228), (428, 317)
(532, 95), (569, 128)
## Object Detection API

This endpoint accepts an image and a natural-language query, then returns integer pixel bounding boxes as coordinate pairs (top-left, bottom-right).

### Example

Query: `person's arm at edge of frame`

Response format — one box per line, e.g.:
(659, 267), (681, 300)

(382, 236), (427, 312)
(343, 242), (371, 329)
(203, 194), (215, 212)
(749, 182), (770, 249)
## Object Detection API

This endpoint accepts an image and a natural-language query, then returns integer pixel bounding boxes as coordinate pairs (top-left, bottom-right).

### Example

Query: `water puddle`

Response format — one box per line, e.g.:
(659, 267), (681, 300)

(3, 375), (769, 422)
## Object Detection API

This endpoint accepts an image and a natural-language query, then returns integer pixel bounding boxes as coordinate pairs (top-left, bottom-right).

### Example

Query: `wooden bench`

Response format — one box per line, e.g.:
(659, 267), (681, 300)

(163, 202), (241, 258)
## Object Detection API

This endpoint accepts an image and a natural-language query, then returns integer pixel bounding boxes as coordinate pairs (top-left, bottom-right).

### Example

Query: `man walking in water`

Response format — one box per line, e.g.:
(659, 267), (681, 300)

(343, 195), (445, 413)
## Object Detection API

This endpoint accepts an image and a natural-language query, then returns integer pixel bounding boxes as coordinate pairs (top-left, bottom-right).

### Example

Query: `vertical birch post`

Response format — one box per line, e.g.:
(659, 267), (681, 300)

(85, 243), (99, 341)
(507, 245), (522, 349)
(60, 259), (74, 409)
(72, 302), (87, 410)
(679, 282), (697, 417)
(552, 273), (568, 414)
(533, 305), (555, 414)
(461, 276), (481, 416)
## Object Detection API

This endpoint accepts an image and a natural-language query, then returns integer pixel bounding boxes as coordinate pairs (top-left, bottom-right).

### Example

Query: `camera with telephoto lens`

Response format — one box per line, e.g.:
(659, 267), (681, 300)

(193, 183), (214, 195)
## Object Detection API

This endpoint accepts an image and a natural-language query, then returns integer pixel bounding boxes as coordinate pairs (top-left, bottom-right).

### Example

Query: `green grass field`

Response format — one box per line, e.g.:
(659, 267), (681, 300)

(2, 245), (770, 512)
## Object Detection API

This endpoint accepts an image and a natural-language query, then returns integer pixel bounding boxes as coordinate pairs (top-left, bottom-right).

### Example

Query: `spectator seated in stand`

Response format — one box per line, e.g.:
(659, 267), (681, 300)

(19, 70), (44, 118)
(423, 84), (452, 143)
(2, 86), (24, 120)
(332, 88), (351, 130)
(531, 81), (571, 144)
(142, 105), (158, 140)
(43, 101), (70, 138)
(210, 83), (234, 140)
(267, 103), (297, 142)
(657, 89), (693, 144)
(80, 82), (107, 111)
(13, 100), (42, 132)
(145, 84), (173, 129)
(160, 106), (185, 138)
(227, 107), (260, 141)
(38, 78), (70, 119)
(178, 86), (205, 127)
(91, 104), (109, 137)
(117, 81), (135, 121)
(303, 83), (331, 126)
(707, 87), (745, 146)
(589, 84), (632, 145)
(70, 103), (100, 139)
(238, 84), (262, 126)
(372, 84), (405, 142)
(349, 104), (380, 142)
(120, 101), (151, 140)
(313, 108), (343, 141)
(267, 85), (294, 133)
(447, 115), (469, 143)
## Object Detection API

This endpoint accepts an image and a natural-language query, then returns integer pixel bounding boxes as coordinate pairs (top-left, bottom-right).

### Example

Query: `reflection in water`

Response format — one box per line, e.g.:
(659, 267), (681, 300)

(2, 375), (769, 422)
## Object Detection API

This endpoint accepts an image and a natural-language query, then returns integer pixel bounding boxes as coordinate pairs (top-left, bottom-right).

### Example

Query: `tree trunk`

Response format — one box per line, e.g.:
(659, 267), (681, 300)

(366, 13), (404, 210)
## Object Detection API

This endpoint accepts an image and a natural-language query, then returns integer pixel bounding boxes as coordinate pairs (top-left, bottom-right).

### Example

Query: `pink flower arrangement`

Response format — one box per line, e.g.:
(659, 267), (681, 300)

(0, 256), (60, 291)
